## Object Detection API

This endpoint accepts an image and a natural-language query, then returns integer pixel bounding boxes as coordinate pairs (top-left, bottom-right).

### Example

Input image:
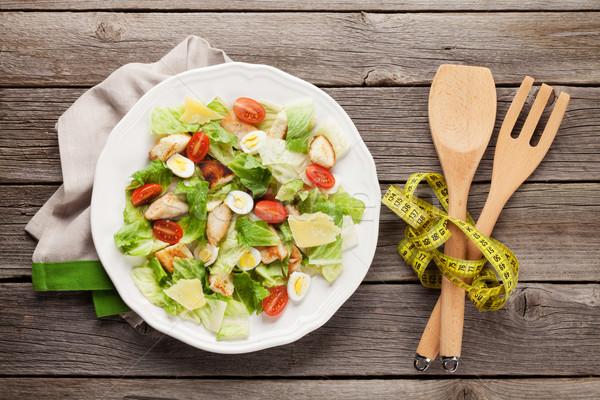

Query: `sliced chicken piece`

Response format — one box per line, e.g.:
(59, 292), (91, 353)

(144, 192), (189, 221)
(220, 112), (257, 146)
(155, 243), (193, 273)
(206, 203), (232, 247)
(256, 226), (288, 264)
(284, 204), (300, 217)
(288, 244), (303, 274)
(209, 272), (234, 298)
(197, 161), (235, 190)
(267, 109), (288, 139)
(309, 134), (336, 169)
(148, 133), (191, 162)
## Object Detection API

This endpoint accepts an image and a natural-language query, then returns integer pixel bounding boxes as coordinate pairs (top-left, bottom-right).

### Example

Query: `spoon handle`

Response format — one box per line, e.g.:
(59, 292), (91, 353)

(415, 193), (506, 371)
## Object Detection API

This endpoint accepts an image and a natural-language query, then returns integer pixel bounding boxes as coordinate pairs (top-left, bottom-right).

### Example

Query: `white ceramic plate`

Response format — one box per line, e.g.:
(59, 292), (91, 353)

(91, 62), (380, 354)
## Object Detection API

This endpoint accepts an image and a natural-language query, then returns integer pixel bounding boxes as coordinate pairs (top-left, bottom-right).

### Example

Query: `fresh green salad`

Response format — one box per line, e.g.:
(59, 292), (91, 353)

(114, 95), (365, 340)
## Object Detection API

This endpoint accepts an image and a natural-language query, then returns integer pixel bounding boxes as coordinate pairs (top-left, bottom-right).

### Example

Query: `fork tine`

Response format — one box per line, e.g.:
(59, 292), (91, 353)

(534, 92), (570, 154)
(497, 76), (535, 141)
(518, 83), (554, 143)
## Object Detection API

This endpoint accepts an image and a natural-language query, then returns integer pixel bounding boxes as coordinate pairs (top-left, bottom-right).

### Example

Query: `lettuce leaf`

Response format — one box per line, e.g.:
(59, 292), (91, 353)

(172, 258), (207, 291)
(175, 177), (209, 243)
(308, 235), (342, 265)
(255, 262), (287, 287)
(233, 271), (270, 315)
(127, 160), (173, 192)
(297, 188), (344, 227)
(179, 296), (228, 333)
(310, 119), (350, 160)
(328, 188), (366, 224)
(151, 104), (200, 135)
(285, 100), (314, 153)
(210, 215), (249, 275)
(202, 120), (238, 148)
(255, 100), (284, 132)
(228, 153), (272, 197)
(130, 261), (181, 315)
(207, 97), (230, 116)
(217, 297), (250, 340)
(113, 219), (166, 256)
(235, 217), (281, 247)
(275, 179), (304, 202)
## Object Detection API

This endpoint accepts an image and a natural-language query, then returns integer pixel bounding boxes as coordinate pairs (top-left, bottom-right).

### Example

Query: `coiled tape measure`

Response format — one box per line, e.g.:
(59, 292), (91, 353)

(382, 172), (519, 311)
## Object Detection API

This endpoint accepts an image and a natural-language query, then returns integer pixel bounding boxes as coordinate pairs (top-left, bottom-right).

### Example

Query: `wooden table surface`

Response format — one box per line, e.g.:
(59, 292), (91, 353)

(2, 1), (599, 398)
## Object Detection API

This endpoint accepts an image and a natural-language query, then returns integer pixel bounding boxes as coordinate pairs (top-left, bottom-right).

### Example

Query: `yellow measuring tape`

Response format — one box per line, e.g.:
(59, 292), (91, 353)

(382, 173), (519, 311)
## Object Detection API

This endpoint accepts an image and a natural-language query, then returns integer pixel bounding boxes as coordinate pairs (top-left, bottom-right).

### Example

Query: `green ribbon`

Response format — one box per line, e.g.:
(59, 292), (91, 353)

(32, 260), (131, 317)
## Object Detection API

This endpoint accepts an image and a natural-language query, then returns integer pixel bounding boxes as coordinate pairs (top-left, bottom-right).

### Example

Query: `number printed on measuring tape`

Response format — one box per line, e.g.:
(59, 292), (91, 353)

(382, 173), (519, 311)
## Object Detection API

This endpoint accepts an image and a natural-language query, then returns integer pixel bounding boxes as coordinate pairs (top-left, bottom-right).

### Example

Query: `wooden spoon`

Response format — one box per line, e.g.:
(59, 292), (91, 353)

(426, 64), (496, 371)
(414, 77), (570, 372)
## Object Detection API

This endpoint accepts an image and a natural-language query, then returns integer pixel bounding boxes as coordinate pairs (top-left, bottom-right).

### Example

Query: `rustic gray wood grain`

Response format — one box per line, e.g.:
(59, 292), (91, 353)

(1, 282), (598, 376)
(1, 377), (599, 399)
(1, 86), (598, 184)
(2, 12), (599, 87)
(3, 0), (599, 11)
(4, 183), (599, 281)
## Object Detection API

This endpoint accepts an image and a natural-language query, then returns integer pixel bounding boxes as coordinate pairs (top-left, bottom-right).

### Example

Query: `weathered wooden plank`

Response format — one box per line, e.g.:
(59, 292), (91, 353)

(0, 282), (598, 376)
(3, 183), (599, 282)
(1, 377), (599, 399)
(2, 0), (598, 11)
(1, 86), (598, 184)
(1, 12), (599, 87)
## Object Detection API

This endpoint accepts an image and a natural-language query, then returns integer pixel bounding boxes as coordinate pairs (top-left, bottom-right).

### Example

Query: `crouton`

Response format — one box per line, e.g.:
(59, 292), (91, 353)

(206, 203), (232, 247)
(308, 135), (336, 169)
(144, 192), (190, 221)
(155, 243), (193, 273)
(148, 133), (191, 162)
(197, 161), (235, 190)
(209, 272), (234, 298)
(220, 112), (256, 146)
(267, 109), (288, 139)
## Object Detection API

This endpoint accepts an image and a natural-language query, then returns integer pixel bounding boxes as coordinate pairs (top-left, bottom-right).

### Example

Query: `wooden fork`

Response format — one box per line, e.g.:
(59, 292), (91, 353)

(414, 77), (570, 372)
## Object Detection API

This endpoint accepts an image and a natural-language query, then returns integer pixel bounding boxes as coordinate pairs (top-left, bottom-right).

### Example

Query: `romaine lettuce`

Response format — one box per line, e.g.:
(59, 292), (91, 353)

(210, 215), (249, 275)
(308, 235), (342, 265)
(255, 100), (284, 132)
(151, 104), (200, 135)
(255, 262), (287, 287)
(285, 100), (314, 153)
(235, 217), (281, 247)
(207, 97), (230, 116)
(310, 119), (350, 159)
(201, 120), (238, 148)
(113, 219), (166, 256)
(328, 188), (366, 224)
(275, 179), (304, 202)
(127, 160), (173, 191)
(228, 153), (272, 197)
(175, 177), (210, 243)
(233, 271), (270, 315)
(297, 188), (344, 226)
(130, 261), (181, 315)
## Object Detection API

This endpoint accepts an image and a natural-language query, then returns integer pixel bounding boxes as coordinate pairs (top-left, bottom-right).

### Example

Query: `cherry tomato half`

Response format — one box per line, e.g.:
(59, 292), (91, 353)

(187, 131), (210, 162)
(254, 200), (287, 224)
(131, 183), (162, 207)
(305, 164), (336, 188)
(233, 97), (266, 124)
(152, 220), (183, 244)
(263, 286), (289, 317)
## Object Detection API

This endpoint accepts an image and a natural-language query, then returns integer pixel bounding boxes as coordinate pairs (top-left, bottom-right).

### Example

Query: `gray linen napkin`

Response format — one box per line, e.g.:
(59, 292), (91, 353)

(25, 35), (231, 326)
